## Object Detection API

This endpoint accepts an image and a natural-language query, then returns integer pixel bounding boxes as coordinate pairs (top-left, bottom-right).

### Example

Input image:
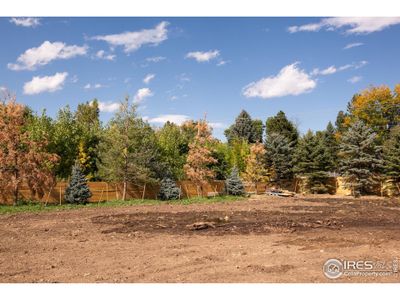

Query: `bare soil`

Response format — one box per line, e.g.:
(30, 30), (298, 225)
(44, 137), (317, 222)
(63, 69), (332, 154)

(1, 195), (400, 283)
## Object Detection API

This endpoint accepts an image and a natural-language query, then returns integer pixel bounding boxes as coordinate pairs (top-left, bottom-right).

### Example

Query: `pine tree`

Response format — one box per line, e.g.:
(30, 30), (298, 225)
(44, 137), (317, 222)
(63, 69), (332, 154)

(338, 120), (383, 197)
(293, 130), (333, 193)
(158, 177), (181, 200)
(323, 122), (339, 172)
(224, 110), (262, 143)
(225, 167), (245, 196)
(265, 133), (295, 182)
(265, 111), (299, 145)
(383, 126), (400, 181)
(64, 163), (92, 204)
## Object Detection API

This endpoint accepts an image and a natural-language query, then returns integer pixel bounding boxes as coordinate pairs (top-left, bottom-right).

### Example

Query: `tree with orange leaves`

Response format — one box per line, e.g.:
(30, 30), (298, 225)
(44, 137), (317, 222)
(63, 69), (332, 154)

(184, 119), (217, 196)
(0, 94), (58, 205)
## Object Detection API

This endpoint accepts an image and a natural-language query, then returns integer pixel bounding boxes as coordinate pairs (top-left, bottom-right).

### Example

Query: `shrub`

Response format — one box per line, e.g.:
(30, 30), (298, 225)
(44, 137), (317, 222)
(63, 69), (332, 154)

(158, 178), (181, 200)
(64, 163), (92, 204)
(225, 167), (245, 196)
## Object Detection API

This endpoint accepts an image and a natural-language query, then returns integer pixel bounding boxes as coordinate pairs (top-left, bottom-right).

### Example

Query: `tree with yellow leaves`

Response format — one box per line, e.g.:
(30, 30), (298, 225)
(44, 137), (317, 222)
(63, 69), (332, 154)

(243, 142), (270, 191)
(345, 84), (400, 140)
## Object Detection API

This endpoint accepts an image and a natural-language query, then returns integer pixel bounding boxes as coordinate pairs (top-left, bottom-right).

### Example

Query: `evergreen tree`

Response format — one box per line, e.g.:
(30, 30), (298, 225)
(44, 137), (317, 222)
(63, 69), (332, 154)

(225, 167), (245, 196)
(158, 177), (181, 200)
(251, 119), (264, 143)
(265, 133), (295, 182)
(338, 120), (383, 197)
(383, 126), (400, 181)
(64, 163), (92, 204)
(265, 111), (298, 145)
(323, 122), (339, 171)
(293, 130), (333, 193)
(224, 110), (261, 143)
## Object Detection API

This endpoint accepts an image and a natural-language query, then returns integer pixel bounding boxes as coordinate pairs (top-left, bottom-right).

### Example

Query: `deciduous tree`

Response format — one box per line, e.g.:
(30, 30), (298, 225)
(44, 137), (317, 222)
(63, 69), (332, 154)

(0, 95), (58, 205)
(184, 119), (217, 195)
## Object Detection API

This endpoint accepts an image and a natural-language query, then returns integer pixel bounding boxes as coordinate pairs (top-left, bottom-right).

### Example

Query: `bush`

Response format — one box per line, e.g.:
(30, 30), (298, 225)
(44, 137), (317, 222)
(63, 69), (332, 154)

(225, 167), (245, 196)
(158, 178), (181, 200)
(64, 163), (92, 204)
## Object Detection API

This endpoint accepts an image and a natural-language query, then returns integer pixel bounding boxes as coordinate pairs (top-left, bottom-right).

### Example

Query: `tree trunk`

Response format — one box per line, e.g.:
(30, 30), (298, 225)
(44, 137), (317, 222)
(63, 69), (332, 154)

(122, 181), (127, 201)
(13, 184), (19, 206)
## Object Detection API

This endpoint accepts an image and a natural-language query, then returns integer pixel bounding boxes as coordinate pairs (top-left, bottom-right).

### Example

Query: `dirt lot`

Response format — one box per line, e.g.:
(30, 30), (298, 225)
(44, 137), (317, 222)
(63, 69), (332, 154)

(1, 195), (399, 283)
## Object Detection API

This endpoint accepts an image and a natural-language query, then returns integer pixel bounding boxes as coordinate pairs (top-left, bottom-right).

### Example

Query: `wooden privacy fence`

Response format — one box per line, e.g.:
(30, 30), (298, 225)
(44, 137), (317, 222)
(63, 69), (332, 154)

(0, 177), (397, 205)
(0, 180), (227, 205)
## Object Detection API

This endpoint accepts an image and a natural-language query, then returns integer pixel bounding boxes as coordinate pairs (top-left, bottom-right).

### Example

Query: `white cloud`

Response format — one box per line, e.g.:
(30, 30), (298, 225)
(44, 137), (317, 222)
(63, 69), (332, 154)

(186, 50), (220, 62)
(10, 17), (40, 27)
(95, 50), (115, 61)
(343, 42), (364, 50)
(217, 60), (229, 66)
(288, 17), (400, 34)
(242, 62), (316, 99)
(8, 41), (87, 71)
(146, 56), (166, 63)
(0, 86), (7, 92)
(96, 101), (120, 113)
(134, 88), (153, 103)
(312, 61), (368, 76)
(23, 72), (68, 95)
(348, 76), (362, 84)
(209, 122), (226, 129)
(84, 83), (103, 90)
(312, 65), (337, 76)
(92, 21), (168, 53)
(143, 74), (155, 84)
(148, 114), (190, 125)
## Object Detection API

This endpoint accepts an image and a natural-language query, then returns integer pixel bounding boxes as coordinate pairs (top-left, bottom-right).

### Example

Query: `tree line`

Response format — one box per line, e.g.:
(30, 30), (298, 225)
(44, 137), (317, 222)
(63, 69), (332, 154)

(1, 84), (400, 204)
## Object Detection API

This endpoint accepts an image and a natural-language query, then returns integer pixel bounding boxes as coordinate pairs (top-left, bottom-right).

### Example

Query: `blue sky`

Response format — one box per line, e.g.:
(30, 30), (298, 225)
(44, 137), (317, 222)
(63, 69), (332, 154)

(1, 17), (400, 140)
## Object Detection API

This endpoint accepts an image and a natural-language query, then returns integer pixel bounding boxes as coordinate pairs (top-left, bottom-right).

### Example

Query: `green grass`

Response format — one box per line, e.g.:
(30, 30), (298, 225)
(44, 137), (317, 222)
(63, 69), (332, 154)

(0, 195), (246, 215)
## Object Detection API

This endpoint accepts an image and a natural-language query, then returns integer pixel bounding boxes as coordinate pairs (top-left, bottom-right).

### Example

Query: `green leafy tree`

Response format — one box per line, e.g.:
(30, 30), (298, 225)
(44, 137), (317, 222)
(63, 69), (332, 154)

(225, 139), (250, 174)
(64, 163), (92, 204)
(265, 133), (295, 182)
(53, 106), (81, 179)
(338, 120), (383, 197)
(225, 167), (245, 196)
(156, 121), (188, 180)
(265, 111), (299, 145)
(99, 98), (164, 200)
(158, 177), (181, 200)
(75, 100), (102, 179)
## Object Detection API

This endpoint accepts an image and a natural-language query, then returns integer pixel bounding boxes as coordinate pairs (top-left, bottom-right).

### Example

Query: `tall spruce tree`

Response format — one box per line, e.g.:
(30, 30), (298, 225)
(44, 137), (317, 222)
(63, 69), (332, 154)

(293, 130), (333, 193)
(225, 167), (245, 196)
(338, 120), (383, 197)
(323, 122), (339, 172)
(224, 110), (262, 143)
(265, 111), (299, 145)
(383, 126), (400, 182)
(64, 163), (92, 204)
(265, 133), (295, 182)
